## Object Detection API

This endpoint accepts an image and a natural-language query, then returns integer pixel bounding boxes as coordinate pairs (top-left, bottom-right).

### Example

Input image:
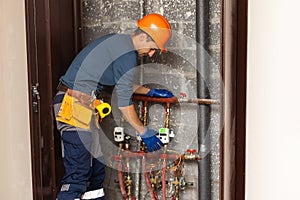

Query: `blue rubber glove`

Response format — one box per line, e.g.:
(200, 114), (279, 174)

(146, 89), (174, 98)
(140, 127), (164, 152)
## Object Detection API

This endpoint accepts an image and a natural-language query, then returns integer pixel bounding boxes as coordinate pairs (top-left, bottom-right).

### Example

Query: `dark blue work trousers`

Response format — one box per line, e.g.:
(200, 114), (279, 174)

(57, 130), (105, 200)
(53, 92), (105, 200)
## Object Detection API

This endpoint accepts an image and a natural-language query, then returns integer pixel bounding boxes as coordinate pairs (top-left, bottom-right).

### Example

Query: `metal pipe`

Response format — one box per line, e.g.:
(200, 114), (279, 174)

(142, 157), (157, 200)
(122, 151), (179, 160)
(135, 2), (145, 199)
(161, 153), (167, 200)
(125, 150), (132, 199)
(143, 101), (148, 125)
(196, 0), (212, 199)
(132, 95), (220, 105)
(133, 149), (141, 200)
(135, 98), (143, 200)
(165, 103), (170, 128)
(117, 158), (128, 200)
(178, 98), (220, 105)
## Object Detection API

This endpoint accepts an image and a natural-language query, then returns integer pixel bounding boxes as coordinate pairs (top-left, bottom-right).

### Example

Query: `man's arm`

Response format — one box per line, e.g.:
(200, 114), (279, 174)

(119, 104), (146, 134)
(119, 104), (163, 152)
(133, 84), (150, 95)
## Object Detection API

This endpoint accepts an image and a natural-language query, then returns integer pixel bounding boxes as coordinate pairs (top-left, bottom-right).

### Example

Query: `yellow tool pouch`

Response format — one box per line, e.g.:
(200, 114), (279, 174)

(56, 93), (93, 130)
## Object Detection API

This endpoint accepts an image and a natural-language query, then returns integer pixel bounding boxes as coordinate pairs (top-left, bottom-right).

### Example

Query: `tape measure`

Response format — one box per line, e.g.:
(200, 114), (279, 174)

(93, 99), (111, 119)
(95, 102), (111, 118)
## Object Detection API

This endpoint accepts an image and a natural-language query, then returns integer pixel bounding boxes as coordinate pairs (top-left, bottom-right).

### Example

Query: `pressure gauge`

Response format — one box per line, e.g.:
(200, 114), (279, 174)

(113, 127), (124, 142)
(158, 128), (170, 144)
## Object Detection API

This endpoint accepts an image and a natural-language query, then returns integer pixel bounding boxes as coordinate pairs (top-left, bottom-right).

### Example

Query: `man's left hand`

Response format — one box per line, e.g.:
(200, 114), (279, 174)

(146, 89), (174, 98)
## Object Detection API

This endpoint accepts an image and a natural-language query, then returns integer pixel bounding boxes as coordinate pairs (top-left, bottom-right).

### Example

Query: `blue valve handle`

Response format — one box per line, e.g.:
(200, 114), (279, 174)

(146, 89), (174, 98)
(140, 127), (163, 152)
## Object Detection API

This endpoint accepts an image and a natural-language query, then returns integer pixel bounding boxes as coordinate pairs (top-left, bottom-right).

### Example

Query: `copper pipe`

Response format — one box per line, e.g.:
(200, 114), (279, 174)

(121, 151), (179, 160)
(161, 154), (167, 200)
(142, 157), (157, 200)
(165, 102), (170, 128)
(118, 160), (128, 200)
(132, 95), (220, 105)
(177, 98), (220, 105)
(143, 101), (148, 126)
(133, 95), (177, 103)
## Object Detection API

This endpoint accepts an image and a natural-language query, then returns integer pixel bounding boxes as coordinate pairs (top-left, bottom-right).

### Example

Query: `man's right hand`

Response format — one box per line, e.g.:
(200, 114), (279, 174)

(140, 127), (163, 152)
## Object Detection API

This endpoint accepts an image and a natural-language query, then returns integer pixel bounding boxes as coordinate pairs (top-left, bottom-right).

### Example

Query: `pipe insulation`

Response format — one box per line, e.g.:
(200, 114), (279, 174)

(196, 0), (212, 199)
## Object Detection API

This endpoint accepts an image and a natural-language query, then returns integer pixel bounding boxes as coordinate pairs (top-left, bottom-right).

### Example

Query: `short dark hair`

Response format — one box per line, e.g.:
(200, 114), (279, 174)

(133, 28), (154, 42)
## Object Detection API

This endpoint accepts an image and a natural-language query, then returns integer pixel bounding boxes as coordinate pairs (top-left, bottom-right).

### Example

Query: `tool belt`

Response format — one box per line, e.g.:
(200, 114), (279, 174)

(56, 83), (112, 130)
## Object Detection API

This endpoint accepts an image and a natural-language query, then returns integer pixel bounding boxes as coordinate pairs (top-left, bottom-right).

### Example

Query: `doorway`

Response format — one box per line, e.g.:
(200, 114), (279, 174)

(25, 0), (247, 199)
(25, 0), (82, 199)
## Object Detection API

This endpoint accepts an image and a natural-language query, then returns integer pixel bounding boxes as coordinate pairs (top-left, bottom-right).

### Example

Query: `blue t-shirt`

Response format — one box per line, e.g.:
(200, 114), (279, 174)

(60, 34), (138, 107)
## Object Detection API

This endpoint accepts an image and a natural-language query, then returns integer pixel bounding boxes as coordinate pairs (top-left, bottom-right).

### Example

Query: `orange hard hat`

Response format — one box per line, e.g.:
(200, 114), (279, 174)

(137, 13), (172, 52)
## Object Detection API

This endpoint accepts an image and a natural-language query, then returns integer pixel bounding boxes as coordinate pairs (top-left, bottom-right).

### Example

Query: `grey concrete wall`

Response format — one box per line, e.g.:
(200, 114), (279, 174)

(82, 0), (221, 199)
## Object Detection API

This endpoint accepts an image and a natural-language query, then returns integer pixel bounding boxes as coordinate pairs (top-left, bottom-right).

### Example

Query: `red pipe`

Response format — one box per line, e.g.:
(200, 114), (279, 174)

(118, 160), (128, 200)
(122, 150), (179, 160)
(132, 95), (220, 105)
(142, 157), (157, 200)
(133, 95), (177, 103)
(161, 154), (167, 200)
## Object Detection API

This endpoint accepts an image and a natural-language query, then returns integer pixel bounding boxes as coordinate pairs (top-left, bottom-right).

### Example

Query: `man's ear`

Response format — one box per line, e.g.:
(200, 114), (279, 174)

(139, 33), (148, 41)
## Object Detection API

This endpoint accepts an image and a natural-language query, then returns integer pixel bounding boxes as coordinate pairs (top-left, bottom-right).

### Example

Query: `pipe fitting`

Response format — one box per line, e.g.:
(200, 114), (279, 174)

(184, 149), (201, 160)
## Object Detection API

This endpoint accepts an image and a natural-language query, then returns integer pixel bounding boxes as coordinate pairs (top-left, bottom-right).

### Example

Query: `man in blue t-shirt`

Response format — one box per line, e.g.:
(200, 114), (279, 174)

(53, 13), (173, 200)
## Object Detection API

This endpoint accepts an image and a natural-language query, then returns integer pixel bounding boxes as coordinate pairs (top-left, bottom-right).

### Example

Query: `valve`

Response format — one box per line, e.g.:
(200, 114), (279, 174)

(124, 135), (131, 150)
(180, 92), (187, 98)
(187, 149), (196, 154)
(179, 177), (194, 191)
(184, 149), (201, 160)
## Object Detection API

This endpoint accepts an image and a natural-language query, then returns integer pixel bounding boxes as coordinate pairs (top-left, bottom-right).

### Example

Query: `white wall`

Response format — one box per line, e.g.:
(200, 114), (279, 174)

(246, 0), (300, 199)
(0, 0), (33, 199)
